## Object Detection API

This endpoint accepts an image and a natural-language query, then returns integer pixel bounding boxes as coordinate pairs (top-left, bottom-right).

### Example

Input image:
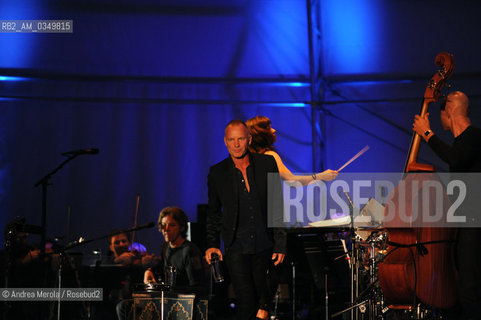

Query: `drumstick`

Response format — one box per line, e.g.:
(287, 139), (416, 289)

(338, 145), (370, 172)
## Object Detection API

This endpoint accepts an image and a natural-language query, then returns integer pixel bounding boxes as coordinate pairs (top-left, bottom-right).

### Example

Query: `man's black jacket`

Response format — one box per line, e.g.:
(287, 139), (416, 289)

(206, 153), (286, 254)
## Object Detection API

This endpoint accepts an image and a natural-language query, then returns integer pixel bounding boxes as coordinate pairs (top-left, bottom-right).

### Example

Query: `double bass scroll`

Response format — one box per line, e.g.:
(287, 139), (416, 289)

(404, 52), (455, 173)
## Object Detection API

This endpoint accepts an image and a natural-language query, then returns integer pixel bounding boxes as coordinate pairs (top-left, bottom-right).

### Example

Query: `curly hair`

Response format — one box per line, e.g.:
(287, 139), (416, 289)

(246, 115), (276, 154)
(158, 206), (189, 239)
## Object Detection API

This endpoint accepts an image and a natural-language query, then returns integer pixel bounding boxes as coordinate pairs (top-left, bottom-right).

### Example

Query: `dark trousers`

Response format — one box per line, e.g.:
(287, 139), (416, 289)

(116, 299), (133, 320)
(225, 249), (271, 320)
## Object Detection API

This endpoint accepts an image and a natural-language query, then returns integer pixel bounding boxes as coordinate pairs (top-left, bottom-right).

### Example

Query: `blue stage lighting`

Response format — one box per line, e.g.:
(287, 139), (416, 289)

(0, 76), (28, 81)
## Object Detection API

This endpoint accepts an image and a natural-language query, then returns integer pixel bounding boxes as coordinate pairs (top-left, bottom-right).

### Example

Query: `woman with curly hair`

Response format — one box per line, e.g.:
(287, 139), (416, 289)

(246, 115), (338, 185)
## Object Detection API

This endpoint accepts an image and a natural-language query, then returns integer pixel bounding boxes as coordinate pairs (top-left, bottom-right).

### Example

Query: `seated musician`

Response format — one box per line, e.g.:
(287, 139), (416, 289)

(0, 218), (46, 319)
(116, 207), (206, 320)
(144, 206), (206, 289)
(108, 229), (156, 267)
(106, 230), (156, 320)
(3, 218), (43, 272)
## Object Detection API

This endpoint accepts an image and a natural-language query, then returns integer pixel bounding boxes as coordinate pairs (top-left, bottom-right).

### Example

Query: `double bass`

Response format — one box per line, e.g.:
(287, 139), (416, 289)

(378, 52), (457, 309)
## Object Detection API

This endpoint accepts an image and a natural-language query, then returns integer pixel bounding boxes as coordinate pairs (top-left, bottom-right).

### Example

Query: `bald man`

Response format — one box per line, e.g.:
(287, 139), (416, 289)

(414, 90), (481, 171)
(413, 91), (481, 320)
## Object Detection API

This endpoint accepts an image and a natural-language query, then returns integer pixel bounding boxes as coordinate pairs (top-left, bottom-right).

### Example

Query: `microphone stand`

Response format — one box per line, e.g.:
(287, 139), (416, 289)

(343, 192), (356, 320)
(34, 151), (101, 320)
(3, 232), (13, 319)
(34, 153), (81, 286)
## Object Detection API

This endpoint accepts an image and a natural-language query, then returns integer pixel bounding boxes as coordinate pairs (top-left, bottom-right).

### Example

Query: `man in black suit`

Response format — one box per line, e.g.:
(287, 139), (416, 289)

(205, 119), (286, 320)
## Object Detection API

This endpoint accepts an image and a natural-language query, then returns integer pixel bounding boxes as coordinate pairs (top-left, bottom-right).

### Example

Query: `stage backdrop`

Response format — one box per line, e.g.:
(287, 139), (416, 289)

(1, 0), (481, 255)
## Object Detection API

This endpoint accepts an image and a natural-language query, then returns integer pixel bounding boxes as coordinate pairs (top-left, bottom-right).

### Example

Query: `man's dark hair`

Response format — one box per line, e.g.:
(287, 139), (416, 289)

(158, 206), (189, 239)
(108, 229), (130, 245)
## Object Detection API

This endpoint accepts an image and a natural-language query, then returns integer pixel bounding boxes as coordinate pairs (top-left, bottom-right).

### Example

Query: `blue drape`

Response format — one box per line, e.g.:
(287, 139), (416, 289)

(2, 0), (481, 254)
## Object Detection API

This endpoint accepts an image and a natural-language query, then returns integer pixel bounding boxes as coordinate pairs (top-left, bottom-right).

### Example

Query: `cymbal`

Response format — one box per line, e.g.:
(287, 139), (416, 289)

(356, 225), (385, 231)
(308, 215), (351, 227)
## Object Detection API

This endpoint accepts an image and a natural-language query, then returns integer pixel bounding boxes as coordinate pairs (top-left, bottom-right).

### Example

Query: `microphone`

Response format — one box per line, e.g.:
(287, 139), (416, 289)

(110, 222), (156, 236)
(65, 222), (156, 250)
(131, 221), (156, 232)
(61, 148), (99, 156)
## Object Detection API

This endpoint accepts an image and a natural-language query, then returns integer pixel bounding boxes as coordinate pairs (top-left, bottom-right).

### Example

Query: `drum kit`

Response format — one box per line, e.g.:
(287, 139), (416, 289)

(305, 198), (387, 319)
(343, 225), (389, 320)
(307, 197), (442, 320)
